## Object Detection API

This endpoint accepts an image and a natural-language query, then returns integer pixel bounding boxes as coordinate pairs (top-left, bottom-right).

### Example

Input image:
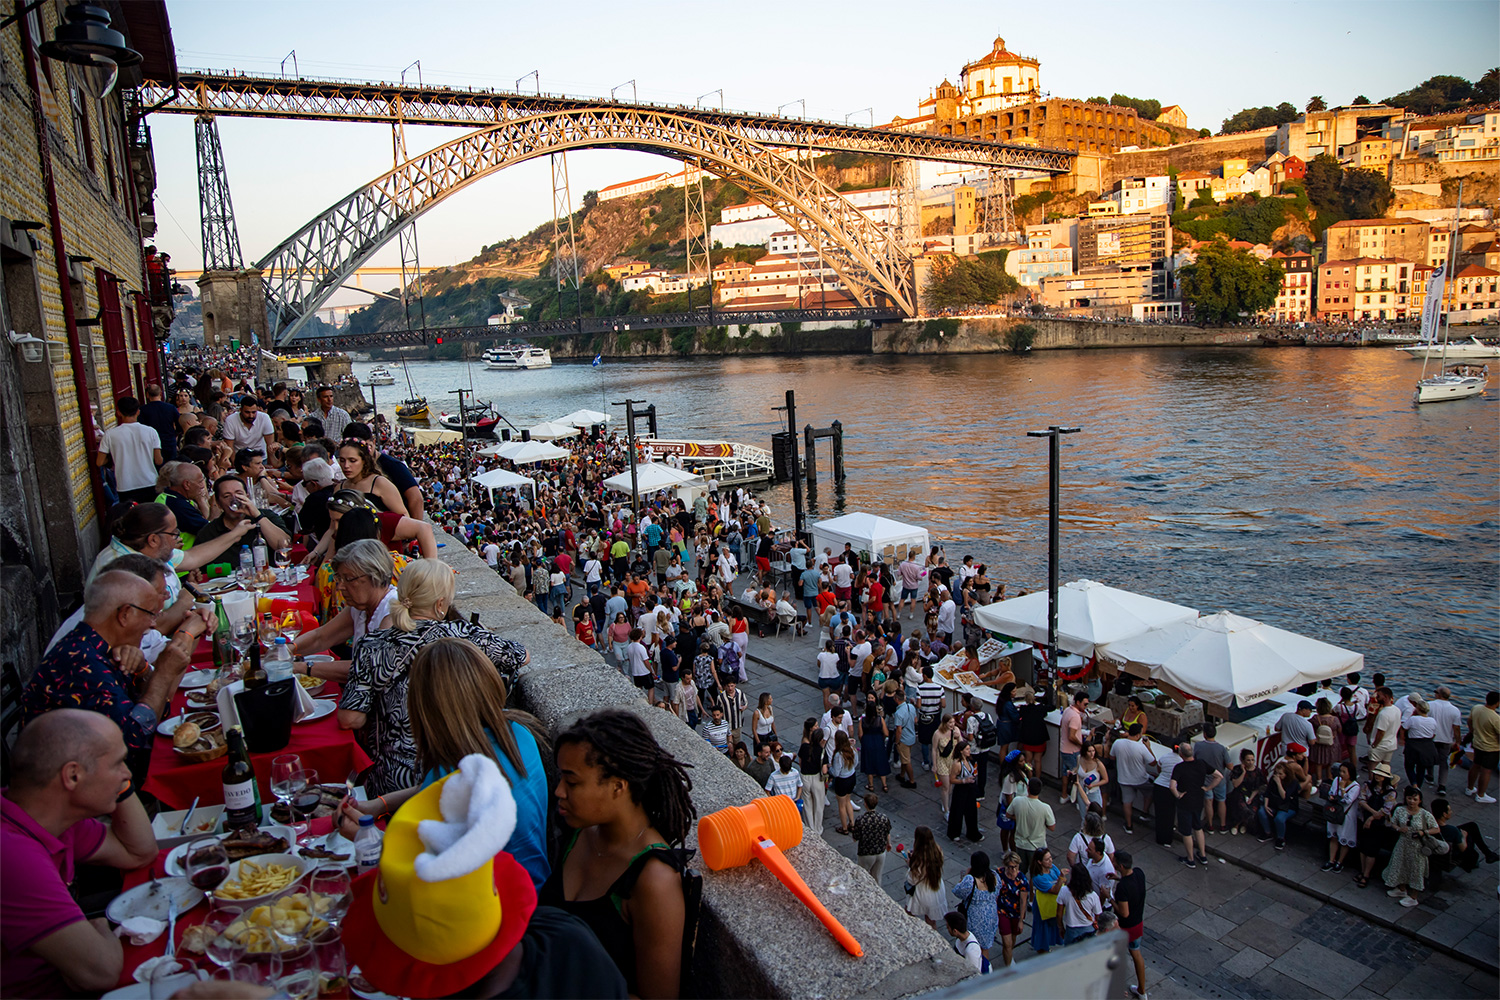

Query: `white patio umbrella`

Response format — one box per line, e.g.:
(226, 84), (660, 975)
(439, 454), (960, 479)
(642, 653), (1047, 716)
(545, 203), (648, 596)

(493, 440), (571, 465)
(601, 462), (704, 494)
(1096, 611), (1364, 711)
(555, 408), (613, 427)
(971, 579), (1198, 657)
(472, 468), (535, 491)
(526, 420), (580, 440)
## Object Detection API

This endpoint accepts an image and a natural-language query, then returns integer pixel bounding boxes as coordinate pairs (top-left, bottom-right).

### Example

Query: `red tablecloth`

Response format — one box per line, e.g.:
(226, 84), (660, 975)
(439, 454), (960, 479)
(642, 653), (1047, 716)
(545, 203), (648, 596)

(141, 575), (372, 809)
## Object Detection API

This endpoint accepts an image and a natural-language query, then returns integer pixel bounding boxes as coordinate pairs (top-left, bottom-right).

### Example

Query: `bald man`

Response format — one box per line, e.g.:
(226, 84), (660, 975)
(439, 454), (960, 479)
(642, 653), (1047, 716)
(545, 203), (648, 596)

(2, 710), (157, 996)
(21, 570), (206, 766)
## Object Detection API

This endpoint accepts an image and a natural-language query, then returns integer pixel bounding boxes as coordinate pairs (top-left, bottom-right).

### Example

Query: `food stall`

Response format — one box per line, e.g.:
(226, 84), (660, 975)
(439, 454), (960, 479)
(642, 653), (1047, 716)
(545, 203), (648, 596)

(809, 512), (930, 565)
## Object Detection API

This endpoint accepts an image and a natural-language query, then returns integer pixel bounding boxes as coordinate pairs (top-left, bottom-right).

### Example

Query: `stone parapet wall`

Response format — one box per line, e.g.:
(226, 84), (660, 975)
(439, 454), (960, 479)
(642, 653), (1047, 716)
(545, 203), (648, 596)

(429, 530), (971, 999)
(874, 317), (1255, 353)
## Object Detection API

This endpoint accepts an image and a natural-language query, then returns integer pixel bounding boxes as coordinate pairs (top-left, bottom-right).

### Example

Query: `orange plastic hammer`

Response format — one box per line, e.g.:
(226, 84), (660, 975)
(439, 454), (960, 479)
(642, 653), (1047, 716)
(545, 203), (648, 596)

(698, 796), (863, 957)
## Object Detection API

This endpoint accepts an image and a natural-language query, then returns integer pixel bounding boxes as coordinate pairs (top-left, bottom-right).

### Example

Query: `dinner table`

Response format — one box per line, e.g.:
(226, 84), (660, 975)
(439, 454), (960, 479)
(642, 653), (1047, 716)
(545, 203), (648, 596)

(142, 568), (372, 811)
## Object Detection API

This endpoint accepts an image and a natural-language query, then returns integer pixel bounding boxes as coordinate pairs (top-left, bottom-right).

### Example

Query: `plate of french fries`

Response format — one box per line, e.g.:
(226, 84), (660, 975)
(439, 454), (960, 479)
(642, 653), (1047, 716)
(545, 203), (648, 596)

(213, 854), (308, 908)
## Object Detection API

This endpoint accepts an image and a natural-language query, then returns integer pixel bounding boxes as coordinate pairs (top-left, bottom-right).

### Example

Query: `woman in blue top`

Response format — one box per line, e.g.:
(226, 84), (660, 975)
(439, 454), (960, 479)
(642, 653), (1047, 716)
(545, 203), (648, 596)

(1028, 848), (1064, 954)
(338, 636), (551, 889)
(952, 850), (1000, 966)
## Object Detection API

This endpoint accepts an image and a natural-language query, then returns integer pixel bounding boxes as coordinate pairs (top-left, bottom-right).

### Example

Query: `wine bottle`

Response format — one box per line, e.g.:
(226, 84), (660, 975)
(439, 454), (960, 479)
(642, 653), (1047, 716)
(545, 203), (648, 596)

(243, 631), (264, 689)
(222, 727), (262, 829)
(211, 597), (231, 673)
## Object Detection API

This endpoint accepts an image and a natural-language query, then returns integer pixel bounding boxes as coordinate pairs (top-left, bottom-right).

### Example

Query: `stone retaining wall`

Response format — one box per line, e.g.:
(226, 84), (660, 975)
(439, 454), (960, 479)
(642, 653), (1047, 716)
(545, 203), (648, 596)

(873, 316), (1256, 353)
(430, 530), (972, 999)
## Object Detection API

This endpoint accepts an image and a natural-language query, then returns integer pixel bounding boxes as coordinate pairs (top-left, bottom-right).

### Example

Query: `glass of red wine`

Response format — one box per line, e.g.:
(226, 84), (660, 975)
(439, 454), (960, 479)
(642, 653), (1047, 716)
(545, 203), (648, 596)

(288, 768), (321, 836)
(185, 837), (230, 896)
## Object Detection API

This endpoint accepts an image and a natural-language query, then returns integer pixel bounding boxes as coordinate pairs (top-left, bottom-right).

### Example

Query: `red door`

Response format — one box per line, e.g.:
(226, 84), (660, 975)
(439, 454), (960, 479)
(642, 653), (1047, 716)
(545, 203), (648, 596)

(96, 267), (135, 399)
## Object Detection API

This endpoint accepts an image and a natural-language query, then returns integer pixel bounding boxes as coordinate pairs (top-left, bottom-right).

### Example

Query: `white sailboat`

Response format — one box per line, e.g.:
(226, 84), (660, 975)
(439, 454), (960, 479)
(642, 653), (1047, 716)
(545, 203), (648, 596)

(366, 365), (396, 385)
(1415, 182), (1488, 405)
(1399, 336), (1500, 360)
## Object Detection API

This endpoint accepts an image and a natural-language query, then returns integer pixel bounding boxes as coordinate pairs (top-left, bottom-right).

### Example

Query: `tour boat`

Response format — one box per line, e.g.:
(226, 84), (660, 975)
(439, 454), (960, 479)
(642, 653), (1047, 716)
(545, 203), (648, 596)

(483, 345), (552, 370)
(1415, 364), (1488, 404)
(366, 365), (396, 385)
(438, 400), (501, 436)
(1398, 336), (1500, 360)
(395, 397), (430, 420)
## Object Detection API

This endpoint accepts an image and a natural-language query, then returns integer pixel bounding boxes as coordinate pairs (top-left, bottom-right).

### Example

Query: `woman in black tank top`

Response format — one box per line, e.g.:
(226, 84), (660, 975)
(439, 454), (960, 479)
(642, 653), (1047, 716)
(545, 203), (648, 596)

(540, 711), (696, 999)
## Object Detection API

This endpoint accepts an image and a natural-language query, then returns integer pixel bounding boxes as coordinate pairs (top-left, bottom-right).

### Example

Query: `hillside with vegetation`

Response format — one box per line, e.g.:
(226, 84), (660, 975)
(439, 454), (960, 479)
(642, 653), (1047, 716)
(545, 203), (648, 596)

(345, 152), (893, 349)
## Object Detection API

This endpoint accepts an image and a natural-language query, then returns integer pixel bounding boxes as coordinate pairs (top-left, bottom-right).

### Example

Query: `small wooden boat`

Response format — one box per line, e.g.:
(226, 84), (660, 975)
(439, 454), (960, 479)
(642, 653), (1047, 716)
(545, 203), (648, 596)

(438, 401), (501, 437)
(395, 397), (429, 420)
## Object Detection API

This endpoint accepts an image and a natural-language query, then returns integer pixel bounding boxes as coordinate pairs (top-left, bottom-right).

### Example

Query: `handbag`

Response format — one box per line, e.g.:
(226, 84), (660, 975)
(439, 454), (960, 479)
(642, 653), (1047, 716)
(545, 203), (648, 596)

(1420, 834), (1450, 857)
(1034, 889), (1059, 920)
(1322, 798), (1347, 824)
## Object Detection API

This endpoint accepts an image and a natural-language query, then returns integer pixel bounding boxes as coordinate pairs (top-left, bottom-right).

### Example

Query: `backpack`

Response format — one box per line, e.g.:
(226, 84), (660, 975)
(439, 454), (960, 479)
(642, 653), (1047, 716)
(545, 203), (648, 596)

(1316, 724), (1334, 746)
(1336, 703), (1359, 738)
(975, 714), (998, 751)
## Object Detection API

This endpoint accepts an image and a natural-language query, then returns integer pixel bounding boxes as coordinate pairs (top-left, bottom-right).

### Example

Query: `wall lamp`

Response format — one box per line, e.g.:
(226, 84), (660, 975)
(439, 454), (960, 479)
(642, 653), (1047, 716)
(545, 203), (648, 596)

(8, 329), (47, 364)
(38, 4), (142, 100)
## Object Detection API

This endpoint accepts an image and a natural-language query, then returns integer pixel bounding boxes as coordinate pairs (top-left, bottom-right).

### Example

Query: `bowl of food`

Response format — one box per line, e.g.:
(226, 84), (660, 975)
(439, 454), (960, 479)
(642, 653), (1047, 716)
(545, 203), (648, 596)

(172, 725), (228, 763)
(212, 855), (309, 910)
(151, 804), (226, 848)
(296, 673), (325, 696)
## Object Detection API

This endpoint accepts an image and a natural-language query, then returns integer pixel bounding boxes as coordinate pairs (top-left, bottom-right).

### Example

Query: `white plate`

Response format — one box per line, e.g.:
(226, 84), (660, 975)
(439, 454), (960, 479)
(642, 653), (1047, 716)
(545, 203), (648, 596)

(105, 877), (202, 925)
(165, 824), (297, 876)
(298, 698), (337, 723)
(177, 669), (216, 690)
(212, 853), (309, 909)
(198, 577), (241, 595)
(297, 830), (354, 864)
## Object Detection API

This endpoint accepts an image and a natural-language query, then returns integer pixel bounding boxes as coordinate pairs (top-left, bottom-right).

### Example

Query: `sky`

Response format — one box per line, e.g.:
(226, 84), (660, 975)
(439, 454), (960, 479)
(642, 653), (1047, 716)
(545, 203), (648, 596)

(148, 0), (1498, 301)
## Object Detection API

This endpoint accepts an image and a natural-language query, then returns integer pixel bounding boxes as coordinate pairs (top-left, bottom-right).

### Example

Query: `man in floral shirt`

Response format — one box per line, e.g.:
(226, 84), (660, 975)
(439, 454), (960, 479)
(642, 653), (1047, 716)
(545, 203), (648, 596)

(850, 793), (892, 881)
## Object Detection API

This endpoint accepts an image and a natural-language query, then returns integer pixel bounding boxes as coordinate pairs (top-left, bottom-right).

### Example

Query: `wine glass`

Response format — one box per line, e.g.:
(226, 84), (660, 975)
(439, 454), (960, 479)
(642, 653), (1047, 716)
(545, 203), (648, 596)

(230, 617), (257, 666)
(277, 938), (321, 1000)
(279, 610), (303, 647)
(311, 927), (348, 997)
(184, 837), (230, 897)
(307, 867), (352, 929)
(288, 768), (320, 836)
(270, 753), (304, 824)
(274, 544), (294, 584)
(202, 902), (245, 972)
(230, 928), (283, 987)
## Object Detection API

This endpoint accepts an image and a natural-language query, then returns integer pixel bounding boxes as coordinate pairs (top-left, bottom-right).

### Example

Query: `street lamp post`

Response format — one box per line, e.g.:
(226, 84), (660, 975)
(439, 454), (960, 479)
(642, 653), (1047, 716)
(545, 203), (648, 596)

(1026, 425), (1081, 682)
(612, 397), (648, 524)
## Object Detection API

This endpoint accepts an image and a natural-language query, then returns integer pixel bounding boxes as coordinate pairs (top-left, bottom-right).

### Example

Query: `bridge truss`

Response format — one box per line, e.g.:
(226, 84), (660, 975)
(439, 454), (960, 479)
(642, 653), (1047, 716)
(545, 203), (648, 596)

(142, 71), (1076, 173)
(254, 107), (928, 343)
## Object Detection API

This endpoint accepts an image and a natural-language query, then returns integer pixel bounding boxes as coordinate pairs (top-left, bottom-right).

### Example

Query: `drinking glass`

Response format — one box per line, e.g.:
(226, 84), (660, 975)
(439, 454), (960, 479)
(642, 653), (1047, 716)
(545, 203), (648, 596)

(288, 768), (320, 836)
(307, 866), (352, 928)
(270, 753), (304, 823)
(274, 544), (294, 584)
(311, 927), (348, 997)
(230, 616), (257, 664)
(202, 902), (245, 971)
(279, 610), (303, 646)
(230, 929), (283, 987)
(184, 837), (230, 896)
(278, 939), (321, 1000)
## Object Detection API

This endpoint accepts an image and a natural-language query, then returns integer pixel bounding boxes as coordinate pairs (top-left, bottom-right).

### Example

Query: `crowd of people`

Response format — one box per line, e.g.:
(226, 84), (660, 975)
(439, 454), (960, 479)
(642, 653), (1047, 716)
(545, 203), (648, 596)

(10, 350), (1498, 998)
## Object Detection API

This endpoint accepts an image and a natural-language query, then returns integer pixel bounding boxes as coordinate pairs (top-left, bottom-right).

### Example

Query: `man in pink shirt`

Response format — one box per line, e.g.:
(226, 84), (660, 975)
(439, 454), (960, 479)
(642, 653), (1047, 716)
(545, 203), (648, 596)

(1058, 691), (1089, 805)
(2, 709), (159, 997)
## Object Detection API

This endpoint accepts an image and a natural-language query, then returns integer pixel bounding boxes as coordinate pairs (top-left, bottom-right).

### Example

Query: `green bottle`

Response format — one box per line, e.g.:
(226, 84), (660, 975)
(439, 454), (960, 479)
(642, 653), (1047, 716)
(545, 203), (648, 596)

(212, 597), (232, 672)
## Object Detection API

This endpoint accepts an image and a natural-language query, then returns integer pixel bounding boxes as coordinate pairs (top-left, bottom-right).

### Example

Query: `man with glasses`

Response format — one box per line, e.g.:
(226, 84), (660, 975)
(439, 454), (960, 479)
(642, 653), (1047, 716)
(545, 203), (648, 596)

(21, 571), (208, 780)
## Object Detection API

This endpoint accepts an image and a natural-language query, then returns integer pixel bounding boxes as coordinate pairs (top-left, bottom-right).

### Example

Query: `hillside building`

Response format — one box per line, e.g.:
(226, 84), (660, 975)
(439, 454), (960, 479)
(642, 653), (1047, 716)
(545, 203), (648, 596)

(1315, 258), (1429, 321)
(1323, 218), (1431, 267)
(1268, 251), (1315, 321)
(1447, 265), (1499, 323)
(1077, 213), (1172, 300)
(1157, 105), (1189, 129)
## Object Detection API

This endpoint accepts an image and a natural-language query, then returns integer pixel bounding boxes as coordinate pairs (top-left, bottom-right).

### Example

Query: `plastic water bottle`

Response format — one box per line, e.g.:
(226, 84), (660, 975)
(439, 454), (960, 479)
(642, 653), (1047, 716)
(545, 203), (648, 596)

(238, 544), (254, 581)
(265, 637), (294, 683)
(354, 815), (383, 875)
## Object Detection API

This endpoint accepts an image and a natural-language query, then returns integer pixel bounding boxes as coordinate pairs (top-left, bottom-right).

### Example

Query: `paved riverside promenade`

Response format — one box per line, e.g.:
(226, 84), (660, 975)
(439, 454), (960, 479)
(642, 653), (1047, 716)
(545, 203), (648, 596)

(701, 592), (1500, 998)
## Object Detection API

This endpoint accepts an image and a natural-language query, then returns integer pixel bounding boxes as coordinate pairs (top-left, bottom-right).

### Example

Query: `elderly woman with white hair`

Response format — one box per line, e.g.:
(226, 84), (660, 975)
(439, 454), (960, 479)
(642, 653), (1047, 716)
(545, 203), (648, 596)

(337, 558), (529, 794)
(291, 538), (397, 682)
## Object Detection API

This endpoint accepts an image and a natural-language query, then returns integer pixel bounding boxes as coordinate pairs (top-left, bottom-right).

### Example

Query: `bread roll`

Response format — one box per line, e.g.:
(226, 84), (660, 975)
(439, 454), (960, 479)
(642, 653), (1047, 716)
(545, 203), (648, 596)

(173, 721), (201, 748)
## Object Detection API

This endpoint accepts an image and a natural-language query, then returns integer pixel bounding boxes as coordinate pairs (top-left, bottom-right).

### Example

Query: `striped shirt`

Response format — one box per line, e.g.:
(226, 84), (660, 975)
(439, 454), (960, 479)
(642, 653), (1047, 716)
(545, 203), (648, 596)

(917, 681), (945, 721)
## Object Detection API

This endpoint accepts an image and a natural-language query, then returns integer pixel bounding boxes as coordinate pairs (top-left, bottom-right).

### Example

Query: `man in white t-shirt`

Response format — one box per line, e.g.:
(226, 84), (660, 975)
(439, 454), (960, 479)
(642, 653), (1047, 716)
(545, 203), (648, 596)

(221, 396), (275, 457)
(1429, 686), (1463, 793)
(96, 396), (162, 502)
(830, 559), (854, 601)
(1369, 687), (1402, 767)
(820, 703), (854, 745)
(482, 540), (501, 568)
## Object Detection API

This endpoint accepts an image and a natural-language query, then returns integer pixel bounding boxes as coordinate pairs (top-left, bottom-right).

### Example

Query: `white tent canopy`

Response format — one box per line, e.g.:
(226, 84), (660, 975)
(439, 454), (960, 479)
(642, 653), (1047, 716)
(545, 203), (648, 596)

(809, 512), (930, 564)
(488, 440), (571, 465)
(971, 579), (1199, 657)
(602, 463), (704, 495)
(1096, 610), (1364, 711)
(526, 421), (580, 440)
(472, 468), (535, 491)
(555, 409), (613, 427)
(405, 428), (464, 445)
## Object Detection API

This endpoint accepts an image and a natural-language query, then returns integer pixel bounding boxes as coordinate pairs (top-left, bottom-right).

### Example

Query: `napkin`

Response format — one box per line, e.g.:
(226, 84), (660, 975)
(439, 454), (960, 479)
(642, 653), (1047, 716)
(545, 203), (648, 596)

(216, 676), (317, 730)
(114, 916), (166, 945)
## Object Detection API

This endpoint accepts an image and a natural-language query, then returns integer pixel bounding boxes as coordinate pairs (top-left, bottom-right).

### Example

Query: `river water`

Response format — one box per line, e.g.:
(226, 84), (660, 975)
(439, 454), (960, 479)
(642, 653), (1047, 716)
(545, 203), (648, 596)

(344, 347), (1498, 701)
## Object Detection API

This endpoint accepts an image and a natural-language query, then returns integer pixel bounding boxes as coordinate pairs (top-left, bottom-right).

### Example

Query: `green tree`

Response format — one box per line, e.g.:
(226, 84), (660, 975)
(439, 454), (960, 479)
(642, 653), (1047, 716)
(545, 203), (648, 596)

(1005, 323), (1038, 353)
(1221, 103), (1301, 134)
(1304, 154), (1344, 215)
(1341, 167), (1393, 219)
(924, 254), (1019, 310)
(1352, 95), (1370, 105)
(1479, 68), (1499, 103)
(1178, 240), (1284, 324)
(1306, 95), (1327, 112)
(1383, 75), (1475, 114)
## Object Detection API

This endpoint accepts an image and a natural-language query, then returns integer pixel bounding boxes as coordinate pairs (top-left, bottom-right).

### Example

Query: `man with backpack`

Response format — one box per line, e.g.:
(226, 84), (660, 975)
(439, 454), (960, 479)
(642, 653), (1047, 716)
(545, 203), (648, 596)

(961, 693), (997, 801)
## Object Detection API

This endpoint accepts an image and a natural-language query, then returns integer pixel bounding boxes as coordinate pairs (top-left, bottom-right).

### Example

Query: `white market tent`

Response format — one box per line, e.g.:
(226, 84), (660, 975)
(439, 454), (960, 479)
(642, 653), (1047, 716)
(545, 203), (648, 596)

(472, 468), (536, 492)
(493, 440), (571, 465)
(809, 512), (930, 565)
(555, 408), (613, 427)
(1096, 610), (1364, 711)
(602, 462), (704, 494)
(526, 421), (580, 441)
(405, 427), (464, 445)
(971, 579), (1198, 657)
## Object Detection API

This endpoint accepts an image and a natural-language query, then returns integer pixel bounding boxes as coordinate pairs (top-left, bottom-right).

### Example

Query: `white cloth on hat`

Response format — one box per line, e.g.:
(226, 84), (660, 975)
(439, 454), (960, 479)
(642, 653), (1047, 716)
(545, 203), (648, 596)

(415, 753), (518, 883)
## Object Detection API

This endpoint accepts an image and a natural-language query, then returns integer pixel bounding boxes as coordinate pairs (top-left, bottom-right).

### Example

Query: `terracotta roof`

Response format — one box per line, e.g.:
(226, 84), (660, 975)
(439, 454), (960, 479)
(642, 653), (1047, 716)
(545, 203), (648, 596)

(1456, 264), (1500, 278)
(599, 172), (670, 193)
(1324, 217), (1428, 230)
(1320, 257), (1415, 267)
(962, 36), (1040, 72)
(1458, 224), (1493, 234)
(1177, 171), (1211, 180)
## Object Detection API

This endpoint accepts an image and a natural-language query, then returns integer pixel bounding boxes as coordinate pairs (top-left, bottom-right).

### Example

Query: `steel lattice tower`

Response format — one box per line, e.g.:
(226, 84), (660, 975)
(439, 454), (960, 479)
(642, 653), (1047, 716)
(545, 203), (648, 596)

(391, 118), (429, 337)
(195, 115), (244, 270)
(550, 153), (582, 311)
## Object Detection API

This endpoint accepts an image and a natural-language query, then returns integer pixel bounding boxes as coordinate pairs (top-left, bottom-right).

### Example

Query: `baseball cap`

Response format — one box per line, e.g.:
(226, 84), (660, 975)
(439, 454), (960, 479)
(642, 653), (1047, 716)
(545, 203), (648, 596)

(1287, 742), (1308, 754)
(344, 755), (536, 998)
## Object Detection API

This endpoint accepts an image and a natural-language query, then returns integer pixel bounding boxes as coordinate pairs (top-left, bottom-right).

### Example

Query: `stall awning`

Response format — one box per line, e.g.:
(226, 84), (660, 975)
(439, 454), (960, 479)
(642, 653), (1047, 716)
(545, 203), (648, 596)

(971, 580), (1198, 657)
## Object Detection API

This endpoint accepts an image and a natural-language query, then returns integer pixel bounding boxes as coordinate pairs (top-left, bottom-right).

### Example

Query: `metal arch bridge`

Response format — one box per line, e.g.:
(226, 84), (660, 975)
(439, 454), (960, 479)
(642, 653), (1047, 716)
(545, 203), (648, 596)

(246, 106), (941, 344)
(141, 70), (1076, 173)
(282, 306), (899, 352)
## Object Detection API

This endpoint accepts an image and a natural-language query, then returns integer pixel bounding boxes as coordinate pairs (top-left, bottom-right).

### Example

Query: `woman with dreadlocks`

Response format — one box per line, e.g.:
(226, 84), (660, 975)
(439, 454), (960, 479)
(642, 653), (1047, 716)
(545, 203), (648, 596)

(542, 710), (697, 1000)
